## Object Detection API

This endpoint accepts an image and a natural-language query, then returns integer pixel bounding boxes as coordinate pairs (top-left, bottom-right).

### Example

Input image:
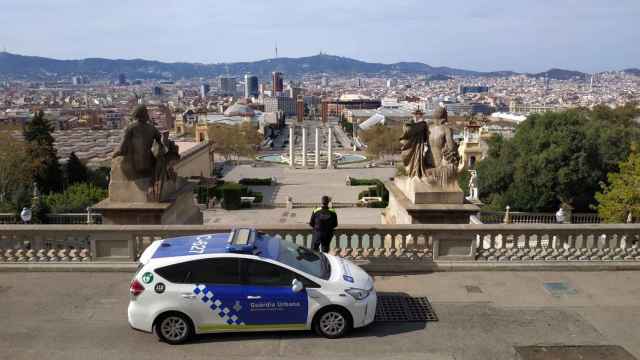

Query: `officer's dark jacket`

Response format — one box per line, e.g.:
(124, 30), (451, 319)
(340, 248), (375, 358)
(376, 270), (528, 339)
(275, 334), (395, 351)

(309, 207), (338, 234)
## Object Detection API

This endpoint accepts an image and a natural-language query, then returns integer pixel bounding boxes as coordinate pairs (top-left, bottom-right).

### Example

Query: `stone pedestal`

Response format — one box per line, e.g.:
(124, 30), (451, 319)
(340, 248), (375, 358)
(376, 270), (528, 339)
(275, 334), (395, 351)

(383, 177), (479, 224)
(94, 157), (202, 225)
(94, 182), (202, 225)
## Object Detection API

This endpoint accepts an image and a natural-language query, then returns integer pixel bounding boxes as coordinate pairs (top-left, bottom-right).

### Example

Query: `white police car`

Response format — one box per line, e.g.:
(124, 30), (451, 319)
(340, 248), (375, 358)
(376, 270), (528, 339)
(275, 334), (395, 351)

(128, 228), (377, 344)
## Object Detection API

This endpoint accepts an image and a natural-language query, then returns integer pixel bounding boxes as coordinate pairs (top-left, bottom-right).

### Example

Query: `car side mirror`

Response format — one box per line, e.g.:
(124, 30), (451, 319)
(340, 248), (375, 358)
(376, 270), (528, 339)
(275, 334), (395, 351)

(291, 278), (304, 293)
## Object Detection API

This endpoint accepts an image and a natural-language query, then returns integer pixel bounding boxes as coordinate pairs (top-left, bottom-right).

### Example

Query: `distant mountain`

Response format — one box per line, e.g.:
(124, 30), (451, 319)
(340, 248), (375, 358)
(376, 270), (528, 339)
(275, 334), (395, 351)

(529, 68), (587, 80)
(623, 68), (640, 76)
(0, 52), (610, 82)
(0, 52), (506, 81)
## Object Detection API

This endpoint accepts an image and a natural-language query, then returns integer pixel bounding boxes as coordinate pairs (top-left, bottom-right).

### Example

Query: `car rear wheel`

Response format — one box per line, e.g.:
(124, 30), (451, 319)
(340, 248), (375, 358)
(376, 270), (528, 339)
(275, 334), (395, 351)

(155, 313), (193, 345)
(313, 307), (351, 339)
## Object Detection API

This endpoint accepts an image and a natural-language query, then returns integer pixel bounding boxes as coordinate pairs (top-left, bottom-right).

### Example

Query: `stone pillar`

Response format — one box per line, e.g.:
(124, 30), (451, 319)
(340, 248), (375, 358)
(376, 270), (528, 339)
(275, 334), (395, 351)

(301, 127), (307, 167)
(327, 126), (334, 169)
(289, 126), (295, 168)
(315, 127), (320, 168)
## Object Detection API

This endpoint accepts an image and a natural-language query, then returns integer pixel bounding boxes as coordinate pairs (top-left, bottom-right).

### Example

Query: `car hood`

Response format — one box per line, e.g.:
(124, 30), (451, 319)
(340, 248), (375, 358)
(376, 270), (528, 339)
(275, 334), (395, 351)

(327, 254), (374, 290)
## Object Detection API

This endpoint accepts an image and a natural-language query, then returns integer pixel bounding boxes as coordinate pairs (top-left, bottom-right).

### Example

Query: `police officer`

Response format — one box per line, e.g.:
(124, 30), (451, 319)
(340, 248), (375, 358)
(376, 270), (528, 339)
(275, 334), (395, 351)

(309, 195), (338, 252)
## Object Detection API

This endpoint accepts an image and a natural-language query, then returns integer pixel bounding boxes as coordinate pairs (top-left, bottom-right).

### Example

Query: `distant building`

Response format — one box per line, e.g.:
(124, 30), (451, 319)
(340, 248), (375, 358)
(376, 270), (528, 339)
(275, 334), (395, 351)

(458, 85), (489, 95)
(443, 101), (492, 116)
(218, 77), (236, 96)
(272, 72), (284, 94)
(322, 94), (381, 117)
(508, 101), (566, 114)
(117, 74), (127, 86)
(264, 95), (295, 116)
(386, 79), (398, 88)
(288, 86), (303, 100)
(152, 86), (163, 96)
(296, 95), (305, 123)
(72, 76), (83, 86)
(200, 84), (210, 98)
(321, 77), (329, 87)
(244, 74), (259, 98)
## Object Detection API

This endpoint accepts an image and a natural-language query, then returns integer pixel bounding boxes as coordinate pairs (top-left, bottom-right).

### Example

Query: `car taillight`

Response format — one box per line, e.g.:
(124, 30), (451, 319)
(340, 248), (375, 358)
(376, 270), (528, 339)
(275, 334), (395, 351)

(130, 279), (145, 297)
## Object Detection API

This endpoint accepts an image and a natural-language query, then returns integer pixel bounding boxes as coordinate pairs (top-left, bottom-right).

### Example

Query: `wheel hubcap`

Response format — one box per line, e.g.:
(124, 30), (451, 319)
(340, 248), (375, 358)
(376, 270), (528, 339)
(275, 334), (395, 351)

(319, 312), (345, 336)
(160, 316), (188, 341)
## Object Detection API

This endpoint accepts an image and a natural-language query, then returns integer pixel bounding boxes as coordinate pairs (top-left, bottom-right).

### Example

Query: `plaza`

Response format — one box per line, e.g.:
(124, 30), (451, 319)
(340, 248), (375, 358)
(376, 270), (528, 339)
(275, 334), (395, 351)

(2, 271), (640, 360)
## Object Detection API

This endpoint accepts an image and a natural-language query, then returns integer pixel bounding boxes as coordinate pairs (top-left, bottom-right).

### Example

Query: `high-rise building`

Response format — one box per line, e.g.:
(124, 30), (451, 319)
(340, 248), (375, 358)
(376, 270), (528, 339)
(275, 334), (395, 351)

(458, 85), (490, 95)
(72, 76), (83, 86)
(153, 86), (163, 96)
(386, 79), (398, 88)
(296, 95), (305, 123)
(218, 77), (236, 96)
(264, 95), (295, 116)
(200, 84), (210, 98)
(272, 72), (284, 94)
(321, 77), (329, 87)
(118, 73), (127, 86)
(244, 74), (259, 98)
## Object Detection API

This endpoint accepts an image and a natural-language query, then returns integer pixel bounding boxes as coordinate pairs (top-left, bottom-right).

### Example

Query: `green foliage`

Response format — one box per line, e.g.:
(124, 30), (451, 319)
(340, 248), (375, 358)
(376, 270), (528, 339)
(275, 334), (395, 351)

(348, 177), (379, 186)
(0, 131), (32, 209)
(221, 183), (242, 210)
(239, 178), (272, 186)
(477, 105), (640, 212)
(44, 183), (107, 213)
(24, 111), (63, 194)
(395, 163), (407, 177)
(65, 152), (89, 185)
(595, 147), (640, 223)
(458, 171), (471, 197)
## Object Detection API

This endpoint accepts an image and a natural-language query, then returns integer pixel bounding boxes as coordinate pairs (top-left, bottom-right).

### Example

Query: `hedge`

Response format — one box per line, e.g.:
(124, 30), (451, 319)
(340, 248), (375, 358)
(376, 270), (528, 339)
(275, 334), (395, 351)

(221, 183), (242, 210)
(239, 178), (272, 186)
(348, 177), (379, 186)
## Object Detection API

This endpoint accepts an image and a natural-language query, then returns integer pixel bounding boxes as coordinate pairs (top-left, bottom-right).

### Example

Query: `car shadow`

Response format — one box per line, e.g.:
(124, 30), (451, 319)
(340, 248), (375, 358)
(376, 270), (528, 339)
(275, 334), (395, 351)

(187, 320), (428, 344)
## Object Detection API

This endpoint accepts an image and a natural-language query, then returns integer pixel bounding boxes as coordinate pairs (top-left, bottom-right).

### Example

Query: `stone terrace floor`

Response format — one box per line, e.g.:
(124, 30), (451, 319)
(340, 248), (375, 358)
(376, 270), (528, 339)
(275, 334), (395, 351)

(1, 271), (639, 359)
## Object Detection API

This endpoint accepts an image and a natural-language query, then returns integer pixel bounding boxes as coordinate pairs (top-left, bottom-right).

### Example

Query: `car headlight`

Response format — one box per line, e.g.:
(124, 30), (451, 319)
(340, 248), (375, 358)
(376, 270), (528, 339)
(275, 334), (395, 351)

(345, 288), (370, 300)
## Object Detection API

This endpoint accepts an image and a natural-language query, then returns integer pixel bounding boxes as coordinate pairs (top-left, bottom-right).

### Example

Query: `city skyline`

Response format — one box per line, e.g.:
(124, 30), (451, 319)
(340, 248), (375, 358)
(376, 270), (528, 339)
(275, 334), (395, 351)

(0, 0), (638, 73)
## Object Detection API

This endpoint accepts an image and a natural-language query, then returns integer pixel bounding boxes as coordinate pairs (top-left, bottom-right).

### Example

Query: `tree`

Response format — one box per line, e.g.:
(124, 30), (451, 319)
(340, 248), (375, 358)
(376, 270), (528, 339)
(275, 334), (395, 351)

(0, 131), (34, 210)
(65, 152), (89, 185)
(359, 124), (402, 161)
(208, 123), (261, 162)
(24, 111), (63, 194)
(595, 146), (640, 223)
(44, 183), (107, 213)
(476, 105), (640, 212)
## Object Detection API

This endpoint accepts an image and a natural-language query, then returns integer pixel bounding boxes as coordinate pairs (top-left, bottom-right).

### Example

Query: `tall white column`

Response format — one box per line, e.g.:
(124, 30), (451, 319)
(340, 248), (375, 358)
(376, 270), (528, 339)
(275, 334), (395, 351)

(301, 127), (307, 167)
(314, 127), (320, 168)
(289, 126), (295, 168)
(327, 126), (334, 169)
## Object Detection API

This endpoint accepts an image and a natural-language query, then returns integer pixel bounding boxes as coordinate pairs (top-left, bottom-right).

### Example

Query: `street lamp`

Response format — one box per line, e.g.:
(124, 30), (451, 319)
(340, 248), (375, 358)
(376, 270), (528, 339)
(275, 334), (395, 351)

(20, 207), (32, 224)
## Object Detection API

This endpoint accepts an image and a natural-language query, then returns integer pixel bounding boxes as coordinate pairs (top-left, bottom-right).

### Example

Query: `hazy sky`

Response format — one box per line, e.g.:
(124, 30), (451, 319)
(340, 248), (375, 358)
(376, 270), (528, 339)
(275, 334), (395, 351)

(1, 0), (638, 72)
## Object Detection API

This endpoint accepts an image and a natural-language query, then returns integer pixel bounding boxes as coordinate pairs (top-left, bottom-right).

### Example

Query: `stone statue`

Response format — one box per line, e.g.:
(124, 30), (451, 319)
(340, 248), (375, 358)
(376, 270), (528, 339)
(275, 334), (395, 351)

(113, 105), (163, 180)
(153, 131), (180, 201)
(400, 106), (460, 187)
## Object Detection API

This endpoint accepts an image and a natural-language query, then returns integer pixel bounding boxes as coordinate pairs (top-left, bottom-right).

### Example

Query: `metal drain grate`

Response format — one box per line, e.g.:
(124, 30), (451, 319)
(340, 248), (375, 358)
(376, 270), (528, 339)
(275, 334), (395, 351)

(375, 295), (438, 322)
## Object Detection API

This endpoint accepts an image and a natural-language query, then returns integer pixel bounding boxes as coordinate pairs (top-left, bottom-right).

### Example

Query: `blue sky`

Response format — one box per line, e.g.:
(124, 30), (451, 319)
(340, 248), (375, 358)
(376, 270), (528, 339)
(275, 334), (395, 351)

(1, 0), (638, 72)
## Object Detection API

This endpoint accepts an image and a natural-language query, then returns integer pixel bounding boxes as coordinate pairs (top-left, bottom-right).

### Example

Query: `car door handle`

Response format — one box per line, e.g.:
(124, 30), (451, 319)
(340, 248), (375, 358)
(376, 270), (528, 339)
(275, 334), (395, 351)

(247, 295), (262, 300)
(181, 293), (197, 299)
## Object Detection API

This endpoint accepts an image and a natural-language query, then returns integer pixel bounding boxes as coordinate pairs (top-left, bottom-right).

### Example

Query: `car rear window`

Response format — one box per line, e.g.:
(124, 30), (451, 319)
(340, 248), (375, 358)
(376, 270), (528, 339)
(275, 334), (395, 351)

(155, 258), (241, 284)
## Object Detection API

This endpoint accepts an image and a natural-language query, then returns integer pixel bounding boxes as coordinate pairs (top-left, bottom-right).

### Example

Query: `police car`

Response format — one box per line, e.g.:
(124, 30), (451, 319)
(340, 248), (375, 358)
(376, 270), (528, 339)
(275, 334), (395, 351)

(128, 228), (377, 344)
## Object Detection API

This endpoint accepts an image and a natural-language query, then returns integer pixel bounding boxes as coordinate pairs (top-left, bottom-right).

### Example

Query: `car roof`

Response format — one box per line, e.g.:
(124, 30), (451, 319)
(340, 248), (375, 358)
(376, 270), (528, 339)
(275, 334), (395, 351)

(149, 230), (279, 261)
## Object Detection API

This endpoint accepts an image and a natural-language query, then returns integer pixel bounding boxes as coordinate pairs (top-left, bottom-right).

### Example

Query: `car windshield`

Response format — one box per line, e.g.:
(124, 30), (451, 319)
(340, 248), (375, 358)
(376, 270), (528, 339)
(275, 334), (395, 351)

(276, 239), (330, 280)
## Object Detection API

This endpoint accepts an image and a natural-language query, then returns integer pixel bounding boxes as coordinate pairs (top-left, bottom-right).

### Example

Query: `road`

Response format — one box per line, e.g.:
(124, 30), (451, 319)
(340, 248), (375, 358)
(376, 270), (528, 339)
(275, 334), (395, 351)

(1, 271), (640, 360)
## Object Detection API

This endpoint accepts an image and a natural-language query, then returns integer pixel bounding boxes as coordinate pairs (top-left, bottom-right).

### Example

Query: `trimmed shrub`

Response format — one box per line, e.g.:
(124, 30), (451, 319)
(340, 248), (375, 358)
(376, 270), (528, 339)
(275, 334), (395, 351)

(348, 177), (379, 186)
(239, 178), (272, 186)
(221, 183), (242, 210)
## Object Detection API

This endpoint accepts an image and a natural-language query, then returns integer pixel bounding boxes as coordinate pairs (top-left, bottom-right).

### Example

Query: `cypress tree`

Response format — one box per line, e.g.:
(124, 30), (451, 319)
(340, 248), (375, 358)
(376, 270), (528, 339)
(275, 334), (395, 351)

(23, 111), (63, 194)
(66, 152), (89, 185)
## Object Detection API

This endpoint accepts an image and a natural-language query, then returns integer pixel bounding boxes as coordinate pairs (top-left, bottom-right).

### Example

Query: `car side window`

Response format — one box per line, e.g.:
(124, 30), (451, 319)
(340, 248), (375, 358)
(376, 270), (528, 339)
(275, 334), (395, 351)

(155, 258), (241, 285)
(243, 259), (319, 288)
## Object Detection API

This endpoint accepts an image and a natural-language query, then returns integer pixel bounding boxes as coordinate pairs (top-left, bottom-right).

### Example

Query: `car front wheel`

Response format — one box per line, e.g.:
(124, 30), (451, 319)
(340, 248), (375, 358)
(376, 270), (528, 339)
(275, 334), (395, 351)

(313, 307), (352, 339)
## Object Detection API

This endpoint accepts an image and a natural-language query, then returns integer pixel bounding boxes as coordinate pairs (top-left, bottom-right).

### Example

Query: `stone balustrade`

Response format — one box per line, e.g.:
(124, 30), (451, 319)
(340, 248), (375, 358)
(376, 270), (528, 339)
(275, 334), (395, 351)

(0, 224), (638, 272)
